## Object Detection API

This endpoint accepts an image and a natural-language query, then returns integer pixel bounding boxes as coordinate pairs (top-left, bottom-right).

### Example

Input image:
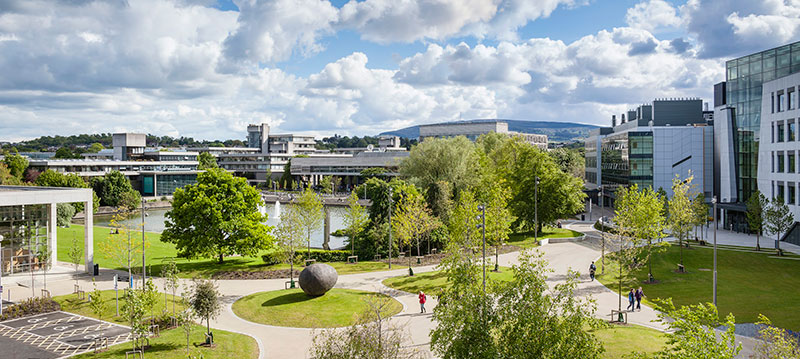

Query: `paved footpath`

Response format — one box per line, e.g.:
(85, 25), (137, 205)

(5, 224), (764, 358)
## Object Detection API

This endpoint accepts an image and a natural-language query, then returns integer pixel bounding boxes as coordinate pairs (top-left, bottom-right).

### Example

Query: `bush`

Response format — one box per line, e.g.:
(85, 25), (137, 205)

(0, 297), (61, 321)
(261, 252), (281, 265)
(331, 229), (348, 237)
(297, 249), (350, 262)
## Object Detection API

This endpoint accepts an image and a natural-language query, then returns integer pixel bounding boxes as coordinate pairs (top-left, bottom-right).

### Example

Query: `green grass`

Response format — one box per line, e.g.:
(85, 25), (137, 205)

(57, 225), (391, 278)
(594, 324), (667, 358)
(597, 243), (800, 330)
(382, 267), (515, 297)
(71, 324), (258, 359)
(53, 289), (187, 325)
(507, 227), (583, 248)
(232, 288), (402, 328)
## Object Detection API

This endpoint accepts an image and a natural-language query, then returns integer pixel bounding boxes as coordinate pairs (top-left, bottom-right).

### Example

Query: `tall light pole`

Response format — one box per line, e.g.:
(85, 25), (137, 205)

(388, 187), (393, 270)
(534, 176), (540, 243)
(0, 234), (3, 316)
(600, 185), (605, 274)
(477, 205), (486, 295)
(141, 196), (146, 289)
(712, 196), (718, 306)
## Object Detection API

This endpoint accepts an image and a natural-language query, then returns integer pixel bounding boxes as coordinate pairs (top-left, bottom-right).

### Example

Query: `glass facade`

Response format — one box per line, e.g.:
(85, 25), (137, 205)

(141, 173), (197, 196)
(600, 131), (654, 190)
(0, 205), (49, 275)
(726, 41), (800, 202)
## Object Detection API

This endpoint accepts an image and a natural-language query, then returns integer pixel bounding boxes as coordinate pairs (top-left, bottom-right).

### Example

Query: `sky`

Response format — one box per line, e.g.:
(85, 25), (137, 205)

(1, 0), (800, 142)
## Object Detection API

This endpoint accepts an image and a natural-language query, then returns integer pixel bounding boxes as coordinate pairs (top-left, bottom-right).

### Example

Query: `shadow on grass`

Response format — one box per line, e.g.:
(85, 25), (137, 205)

(260, 292), (316, 307)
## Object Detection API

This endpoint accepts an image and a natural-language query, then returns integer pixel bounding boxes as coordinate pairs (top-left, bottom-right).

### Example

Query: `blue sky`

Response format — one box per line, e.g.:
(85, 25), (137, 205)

(0, 0), (798, 141)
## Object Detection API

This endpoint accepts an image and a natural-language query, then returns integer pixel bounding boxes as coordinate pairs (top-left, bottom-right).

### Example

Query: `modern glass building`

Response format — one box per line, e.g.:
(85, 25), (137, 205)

(725, 41), (800, 202)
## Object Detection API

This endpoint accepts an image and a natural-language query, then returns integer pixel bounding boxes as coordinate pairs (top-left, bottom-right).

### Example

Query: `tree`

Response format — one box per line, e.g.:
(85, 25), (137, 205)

(88, 279), (108, 320)
(477, 181), (514, 272)
(161, 259), (180, 315)
(198, 152), (218, 170)
(691, 193), (708, 242)
(3, 152), (28, 179)
(0, 162), (22, 185)
(310, 293), (419, 359)
(668, 175), (696, 268)
(447, 191), (482, 249)
(54, 147), (77, 159)
(548, 147), (585, 179)
(319, 175), (341, 194)
(360, 167), (388, 179)
(188, 279), (222, 343)
(56, 203), (75, 227)
(36, 243), (52, 291)
(177, 308), (195, 356)
(88, 143), (105, 153)
(765, 197), (795, 255)
(753, 314), (800, 359)
(652, 299), (740, 359)
(391, 192), (431, 275)
(101, 209), (145, 286)
(614, 184), (667, 283)
(342, 192), (369, 256)
(162, 168), (274, 263)
(35, 169), (100, 213)
(746, 190), (768, 251)
(122, 287), (149, 352)
(91, 171), (138, 207)
(275, 206), (304, 288)
(295, 187), (325, 253)
(280, 159), (294, 190)
(67, 234), (83, 286)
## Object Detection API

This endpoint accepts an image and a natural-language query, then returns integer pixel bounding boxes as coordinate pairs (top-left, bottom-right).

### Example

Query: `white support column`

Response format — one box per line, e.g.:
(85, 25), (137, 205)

(84, 199), (94, 273)
(49, 203), (58, 265)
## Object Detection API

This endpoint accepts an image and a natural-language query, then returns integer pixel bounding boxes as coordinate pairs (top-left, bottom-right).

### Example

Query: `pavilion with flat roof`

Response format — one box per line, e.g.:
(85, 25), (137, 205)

(0, 186), (94, 276)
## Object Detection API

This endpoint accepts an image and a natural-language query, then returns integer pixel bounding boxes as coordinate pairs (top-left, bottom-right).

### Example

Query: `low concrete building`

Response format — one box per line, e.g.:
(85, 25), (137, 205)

(419, 120), (548, 149)
(291, 151), (410, 190)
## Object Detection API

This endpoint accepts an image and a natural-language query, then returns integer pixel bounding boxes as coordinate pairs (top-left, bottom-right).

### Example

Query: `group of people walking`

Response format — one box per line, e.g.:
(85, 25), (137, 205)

(627, 287), (645, 311)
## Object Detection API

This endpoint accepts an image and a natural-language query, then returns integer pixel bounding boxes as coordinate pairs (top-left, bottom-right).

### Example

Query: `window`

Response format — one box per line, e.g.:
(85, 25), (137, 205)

(790, 152), (797, 173)
(791, 89), (797, 110)
(772, 122), (776, 143)
(778, 182), (785, 202)
(772, 152), (776, 173)
(791, 120), (798, 141)
(778, 122), (785, 142)
(772, 92), (776, 113)
(778, 92), (786, 112)
(779, 152), (785, 173)
(790, 183), (797, 205)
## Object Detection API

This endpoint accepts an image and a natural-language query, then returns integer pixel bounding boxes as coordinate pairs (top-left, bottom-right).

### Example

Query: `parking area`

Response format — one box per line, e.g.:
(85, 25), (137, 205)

(0, 311), (131, 359)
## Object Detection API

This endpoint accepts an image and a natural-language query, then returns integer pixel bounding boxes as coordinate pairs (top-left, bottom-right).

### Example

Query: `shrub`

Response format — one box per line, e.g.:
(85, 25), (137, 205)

(297, 249), (350, 262)
(0, 297), (61, 321)
(331, 229), (348, 237)
(261, 252), (282, 266)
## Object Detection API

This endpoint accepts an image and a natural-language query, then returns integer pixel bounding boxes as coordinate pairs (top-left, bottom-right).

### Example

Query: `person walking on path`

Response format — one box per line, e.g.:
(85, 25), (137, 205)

(626, 289), (635, 311)
(419, 291), (427, 313)
(635, 287), (644, 311)
(589, 261), (597, 281)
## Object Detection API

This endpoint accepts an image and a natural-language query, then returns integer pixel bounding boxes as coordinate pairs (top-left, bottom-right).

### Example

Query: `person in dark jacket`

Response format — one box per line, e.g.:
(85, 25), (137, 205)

(589, 261), (597, 281)
(635, 287), (645, 311)
(626, 289), (635, 311)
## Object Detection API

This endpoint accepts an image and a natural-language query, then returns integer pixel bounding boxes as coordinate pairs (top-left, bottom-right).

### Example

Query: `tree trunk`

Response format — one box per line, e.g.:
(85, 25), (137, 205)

(495, 246), (499, 272)
(756, 233), (761, 251)
(218, 253), (224, 264)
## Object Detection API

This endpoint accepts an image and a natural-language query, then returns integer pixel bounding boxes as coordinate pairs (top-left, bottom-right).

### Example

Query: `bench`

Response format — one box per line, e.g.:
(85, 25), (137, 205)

(304, 259), (317, 266)
(76, 289), (86, 300)
(415, 256), (424, 264)
(398, 252), (405, 258)
(285, 280), (296, 289)
(677, 264), (685, 273)
(347, 255), (358, 264)
(149, 324), (160, 338)
(610, 310), (628, 324)
(373, 254), (381, 261)
(41, 289), (50, 298)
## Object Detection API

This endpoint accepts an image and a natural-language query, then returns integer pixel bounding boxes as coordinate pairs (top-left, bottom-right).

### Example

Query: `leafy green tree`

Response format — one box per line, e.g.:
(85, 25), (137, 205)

(35, 169), (99, 213)
(295, 187), (325, 253)
(88, 279), (108, 320)
(280, 159), (294, 190)
(88, 143), (105, 153)
(391, 192), (431, 275)
(101, 209), (146, 286)
(548, 146), (585, 179)
(122, 287), (149, 351)
(318, 175), (341, 194)
(67, 234), (83, 286)
(359, 167), (388, 179)
(275, 205), (304, 287)
(447, 191), (482, 249)
(746, 190), (768, 251)
(56, 203), (75, 227)
(160, 260), (180, 315)
(342, 192), (369, 256)
(36, 243), (52, 291)
(0, 162), (22, 185)
(198, 152), (218, 170)
(177, 308), (195, 355)
(3, 152), (28, 179)
(668, 175), (696, 267)
(691, 193), (708, 242)
(652, 299), (740, 359)
(91, 171), (138, 207)
(188, 279), (222, 343)
(765, 197), (795, 255)
(162, 168), (274, 263)
(54, 147), (77, 159)
(753, 314), (800, 359)
(613, 185), (667, 284)
(477, 179), (514, 271)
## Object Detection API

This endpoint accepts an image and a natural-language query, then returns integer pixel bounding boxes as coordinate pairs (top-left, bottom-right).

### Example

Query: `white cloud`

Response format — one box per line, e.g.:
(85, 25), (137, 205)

(625, 0), (682, 32)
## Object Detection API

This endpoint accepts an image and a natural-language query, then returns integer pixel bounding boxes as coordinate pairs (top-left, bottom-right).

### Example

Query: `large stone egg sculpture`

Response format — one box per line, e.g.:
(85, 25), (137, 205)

(299, 263), (338, 296)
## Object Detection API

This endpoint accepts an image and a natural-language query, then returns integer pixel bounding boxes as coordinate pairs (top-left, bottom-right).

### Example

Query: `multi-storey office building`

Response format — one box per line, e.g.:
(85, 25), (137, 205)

(585, 99), (714, 205)
(419, 120), (548, 149)
(291, 151), (410, 190)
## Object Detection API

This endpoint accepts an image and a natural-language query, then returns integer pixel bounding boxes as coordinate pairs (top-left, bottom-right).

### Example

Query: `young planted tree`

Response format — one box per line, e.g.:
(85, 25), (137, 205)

(318, 175), (341, 194)
(753, 314), (800, 359)
(480, 182), (514, 272)
(391, 193), (432, 276)
(188, 279), (222, 344)
(692, 193), (708, 242)
(88, 279), (108, 320)
(275, 206), (304, 288)
(100, 209), (145, 287)
(162, 168), (274, 264)
(122, 287), (149, 352)
(668, 175), (696, 268)
(160, 259), (180, 315)
(746, 190), (768, 251)
(67, 234), (83, 287)
(765, 197), (795, 255)
(36, 243), (52, 292)
(447, 191), (482, 250)
(614, 184), (667, 283)
(652, 299), (740, 359)
(177, 308), (195, 356)
(295, 187), (325, 253)
(342, 191), (368, 256)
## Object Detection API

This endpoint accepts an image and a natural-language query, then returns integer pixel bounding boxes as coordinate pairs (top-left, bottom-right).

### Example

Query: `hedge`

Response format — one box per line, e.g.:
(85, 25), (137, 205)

(262, 249), (351, 265)
(0, 297), (61, 321)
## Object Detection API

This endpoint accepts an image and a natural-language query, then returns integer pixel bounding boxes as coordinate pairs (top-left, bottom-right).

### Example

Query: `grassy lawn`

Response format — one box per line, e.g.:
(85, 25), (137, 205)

(232, 288), (402, 328)
(597, 243), (800, 329)
(382, 267), (515, 296)
(507, 227), (583, 248)
(594, 324), (667, 358)
(58, 225), (391, 278)
(53, 289), (187, 325)
(72, 324), (258, 359)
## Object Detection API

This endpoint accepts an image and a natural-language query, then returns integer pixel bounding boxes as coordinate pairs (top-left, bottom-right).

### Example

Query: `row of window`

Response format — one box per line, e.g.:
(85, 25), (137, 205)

(771, 119), (798, 143)
(771, 150), (799, 173)
(770, 87), (798, 113)
(772, 181), (799, 207)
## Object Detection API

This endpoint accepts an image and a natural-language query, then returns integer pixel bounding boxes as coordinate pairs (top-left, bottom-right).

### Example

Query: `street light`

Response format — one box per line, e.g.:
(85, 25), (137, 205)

(599, 185), (605, 275)
(477, 205), (486, 295)
(712, 196), (718, 306)
(535, 176), (540, 244)
(142, 196), (146, 289)
(388, 187), (393, 270)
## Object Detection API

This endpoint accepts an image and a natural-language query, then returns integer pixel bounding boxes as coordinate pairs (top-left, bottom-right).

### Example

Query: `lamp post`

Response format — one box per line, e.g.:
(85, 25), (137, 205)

(712, 196), (718, 306)
(535, 176), (540, 243)
(600, 185), (605, 274)
(0, 234), (3, 316)
(388, 187), (393, 270)
(141, 196), (146, 289)
(477, 205), (486, 295)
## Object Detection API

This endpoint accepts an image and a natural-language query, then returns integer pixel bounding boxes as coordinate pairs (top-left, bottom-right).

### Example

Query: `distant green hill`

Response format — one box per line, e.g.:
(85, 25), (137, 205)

(379, 119), (598, 142)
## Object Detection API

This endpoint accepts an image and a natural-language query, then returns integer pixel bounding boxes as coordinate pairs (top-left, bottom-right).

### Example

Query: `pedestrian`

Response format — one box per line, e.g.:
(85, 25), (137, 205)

(589, 261), (596, 281)
(635, 287), (645, 311)
(626, 289), (635, 311)
(418, 291), (427, 313)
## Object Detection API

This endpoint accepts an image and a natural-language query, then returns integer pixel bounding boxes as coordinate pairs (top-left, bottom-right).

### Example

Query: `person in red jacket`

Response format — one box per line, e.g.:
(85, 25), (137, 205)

(418, 291), (427, 313)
